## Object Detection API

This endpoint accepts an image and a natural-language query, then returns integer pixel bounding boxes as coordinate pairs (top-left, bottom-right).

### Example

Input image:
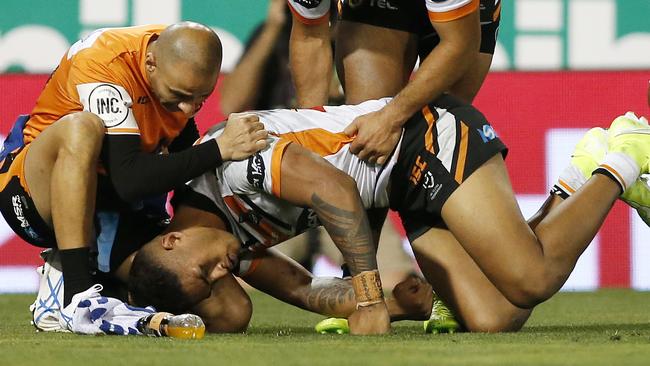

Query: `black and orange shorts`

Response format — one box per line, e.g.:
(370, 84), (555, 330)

(338, 0), (501, 58)
(389, 94), (507, 242)
(0, 143), (57, 248)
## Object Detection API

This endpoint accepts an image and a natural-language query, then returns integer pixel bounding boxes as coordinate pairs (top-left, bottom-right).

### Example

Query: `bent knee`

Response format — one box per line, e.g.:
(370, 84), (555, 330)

(58, 112), (106, 150)
(505, 277), (556, 309)
(463, 310), (529, 333)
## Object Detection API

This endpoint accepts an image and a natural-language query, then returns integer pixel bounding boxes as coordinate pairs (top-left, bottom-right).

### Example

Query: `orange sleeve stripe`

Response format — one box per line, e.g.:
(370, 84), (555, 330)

(287, 2), (330, 25)
(271, 139), (293, 198)
(277, 128), (354, 157)
(272, 129), (353, 197)
(239, 257), (263, 278)
(454, 122), (469, 184)
(557, 179), (576, 194)
(428, 0), (479, 23)
(422, 106), (437, 154)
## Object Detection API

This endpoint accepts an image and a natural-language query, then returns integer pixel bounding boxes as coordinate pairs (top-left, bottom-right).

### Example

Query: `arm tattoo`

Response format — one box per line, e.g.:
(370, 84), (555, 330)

(302, 279), (356, 316)
(311, 193), (377, 274)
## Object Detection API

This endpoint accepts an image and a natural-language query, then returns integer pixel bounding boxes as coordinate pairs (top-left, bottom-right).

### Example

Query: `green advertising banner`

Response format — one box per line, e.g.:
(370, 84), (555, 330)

(0, 0), (649, 73)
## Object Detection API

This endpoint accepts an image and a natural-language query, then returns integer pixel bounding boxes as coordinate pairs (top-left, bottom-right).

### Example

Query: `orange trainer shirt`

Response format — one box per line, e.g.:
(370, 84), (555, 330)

(26, 25), (188, 153)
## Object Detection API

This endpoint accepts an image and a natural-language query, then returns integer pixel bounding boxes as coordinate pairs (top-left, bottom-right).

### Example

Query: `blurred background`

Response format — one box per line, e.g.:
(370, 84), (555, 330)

(0, 0), (649, 293)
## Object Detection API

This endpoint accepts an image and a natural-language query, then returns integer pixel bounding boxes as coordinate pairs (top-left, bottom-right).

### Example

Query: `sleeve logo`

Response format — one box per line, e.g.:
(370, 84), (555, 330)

(87, 84), (130, 128)
(247, 153), (266, 189)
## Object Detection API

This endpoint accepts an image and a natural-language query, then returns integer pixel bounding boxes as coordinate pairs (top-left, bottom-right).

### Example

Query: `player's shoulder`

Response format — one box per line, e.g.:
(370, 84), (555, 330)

(69, 25), (163, 66)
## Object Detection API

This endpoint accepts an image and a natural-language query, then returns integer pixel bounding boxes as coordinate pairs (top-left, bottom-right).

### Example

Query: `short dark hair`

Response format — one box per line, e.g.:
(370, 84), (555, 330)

(128, 247), (193, 314)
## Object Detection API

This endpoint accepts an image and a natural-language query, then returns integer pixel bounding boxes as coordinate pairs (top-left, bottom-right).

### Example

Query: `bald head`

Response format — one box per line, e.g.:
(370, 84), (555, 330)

(146, 21), (222, 117)
(155, 21), (222, 76)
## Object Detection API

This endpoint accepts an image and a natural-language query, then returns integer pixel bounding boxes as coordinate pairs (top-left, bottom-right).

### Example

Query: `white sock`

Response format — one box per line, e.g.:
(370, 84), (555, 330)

(596, 152), (641, 192)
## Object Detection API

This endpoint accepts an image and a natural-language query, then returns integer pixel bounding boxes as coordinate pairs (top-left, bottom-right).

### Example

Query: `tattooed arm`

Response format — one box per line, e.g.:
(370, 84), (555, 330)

(276, 142), (390, 334)
(279, 143), (378, 275)
(242, 248), (433, 321)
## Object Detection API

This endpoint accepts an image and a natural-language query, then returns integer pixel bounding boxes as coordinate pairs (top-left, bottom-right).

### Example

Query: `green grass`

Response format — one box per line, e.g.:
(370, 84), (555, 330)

(1, 290), (650, 365)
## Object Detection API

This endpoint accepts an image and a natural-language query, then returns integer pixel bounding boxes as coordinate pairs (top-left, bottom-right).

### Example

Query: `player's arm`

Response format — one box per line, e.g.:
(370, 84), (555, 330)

(345, 4), (481, 164)
(220, 0), (287, 115)
(190, 274), (253, 333)
(242, 247), (433, 322)
(102, 113), (267, 202)
(382, 7), (481, 125)
(288, 3), (332, 107)
(276, 142), (390, 334)
(243, 248), (356, 317)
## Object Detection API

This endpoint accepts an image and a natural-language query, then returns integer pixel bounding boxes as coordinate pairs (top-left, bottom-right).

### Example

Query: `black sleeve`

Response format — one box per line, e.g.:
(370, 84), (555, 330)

(168, 118), (200, 153)
(101, 133), (222, 202)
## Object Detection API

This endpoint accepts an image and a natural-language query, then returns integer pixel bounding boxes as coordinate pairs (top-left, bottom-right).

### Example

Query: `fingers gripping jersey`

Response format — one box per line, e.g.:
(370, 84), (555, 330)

(26, 25), (188, 153)
(189, 99), (402, 252)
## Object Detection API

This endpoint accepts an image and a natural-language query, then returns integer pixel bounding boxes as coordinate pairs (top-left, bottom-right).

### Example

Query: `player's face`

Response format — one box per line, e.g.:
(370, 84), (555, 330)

(170, 227), (240, 305)
(148, 60), (217, 118)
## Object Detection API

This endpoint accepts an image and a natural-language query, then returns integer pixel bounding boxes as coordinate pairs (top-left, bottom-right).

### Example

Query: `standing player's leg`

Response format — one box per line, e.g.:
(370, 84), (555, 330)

(335, 21), (418, 103)
(23, 112), (105, 304)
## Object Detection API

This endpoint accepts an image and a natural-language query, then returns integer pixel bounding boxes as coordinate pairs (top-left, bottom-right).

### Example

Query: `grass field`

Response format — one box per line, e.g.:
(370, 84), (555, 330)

(1, 290), (650, 366)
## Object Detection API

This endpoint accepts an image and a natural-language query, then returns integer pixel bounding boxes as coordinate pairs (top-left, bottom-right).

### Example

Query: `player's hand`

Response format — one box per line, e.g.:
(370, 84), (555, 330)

(392, 275), (435, 320)
(217, 113), (269, 161)
(344, 109), (402, 165)
(347, 301), (391, 335)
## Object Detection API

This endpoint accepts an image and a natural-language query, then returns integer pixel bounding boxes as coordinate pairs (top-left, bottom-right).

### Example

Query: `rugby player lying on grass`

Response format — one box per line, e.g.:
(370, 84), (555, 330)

(126, 93), (650, 334)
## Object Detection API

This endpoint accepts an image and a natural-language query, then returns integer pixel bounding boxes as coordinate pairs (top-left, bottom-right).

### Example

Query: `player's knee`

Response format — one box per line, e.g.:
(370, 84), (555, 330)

(463, 310), (528, 333)
(58, 112), (105, 156)
(506, 273), (555, 309)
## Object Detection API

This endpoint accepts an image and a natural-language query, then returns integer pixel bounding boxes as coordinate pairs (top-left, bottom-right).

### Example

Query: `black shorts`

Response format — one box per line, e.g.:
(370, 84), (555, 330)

(0, 145), (57, 248)
(389, 94), (507, 242)
(339, 0), (501, 58)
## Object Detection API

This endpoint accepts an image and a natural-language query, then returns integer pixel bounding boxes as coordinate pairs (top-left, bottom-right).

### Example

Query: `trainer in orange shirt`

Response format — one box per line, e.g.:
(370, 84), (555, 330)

(0, 22), (268, 306)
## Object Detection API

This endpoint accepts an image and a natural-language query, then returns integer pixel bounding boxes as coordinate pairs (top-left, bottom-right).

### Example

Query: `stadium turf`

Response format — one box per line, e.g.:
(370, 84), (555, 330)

(1, 289), (650, 365)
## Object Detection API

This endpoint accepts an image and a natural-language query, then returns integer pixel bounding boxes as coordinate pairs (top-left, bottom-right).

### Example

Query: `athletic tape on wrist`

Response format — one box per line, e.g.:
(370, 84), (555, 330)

(351, 270), (384, 308)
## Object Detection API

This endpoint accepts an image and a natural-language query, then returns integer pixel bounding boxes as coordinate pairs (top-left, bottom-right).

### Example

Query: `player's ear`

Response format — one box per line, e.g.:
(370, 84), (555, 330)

(145, 51), (157, 72)
(161, 232), (184, 250)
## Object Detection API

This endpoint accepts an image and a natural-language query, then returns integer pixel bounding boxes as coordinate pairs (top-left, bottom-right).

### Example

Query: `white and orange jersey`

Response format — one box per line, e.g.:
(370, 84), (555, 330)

(26, 25), (188, 153)
(188, 98), (403, 251)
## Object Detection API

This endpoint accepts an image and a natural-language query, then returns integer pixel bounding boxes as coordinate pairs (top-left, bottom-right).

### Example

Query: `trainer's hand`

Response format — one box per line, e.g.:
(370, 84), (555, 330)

(344, 109), (402, 165)
(348, 302), (391, 335)
(217, 113), (269, 161)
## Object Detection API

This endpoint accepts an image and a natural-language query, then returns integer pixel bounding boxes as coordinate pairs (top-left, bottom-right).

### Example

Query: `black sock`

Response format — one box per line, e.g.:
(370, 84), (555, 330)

(59, 247), (93, 306)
